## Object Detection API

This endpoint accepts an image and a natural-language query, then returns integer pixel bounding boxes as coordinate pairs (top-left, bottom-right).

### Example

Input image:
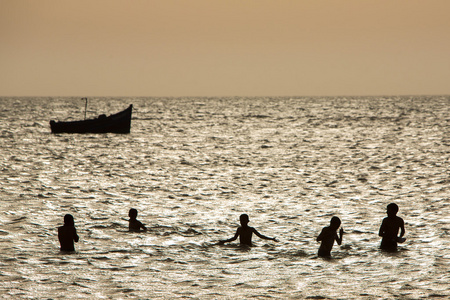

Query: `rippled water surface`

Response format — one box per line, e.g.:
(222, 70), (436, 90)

(0, 96), (449, 299)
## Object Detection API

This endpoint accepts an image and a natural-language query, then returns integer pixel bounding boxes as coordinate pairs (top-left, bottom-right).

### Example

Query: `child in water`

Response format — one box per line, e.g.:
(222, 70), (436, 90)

(58, 214), (79, 252)
(218, 214), (277, 246)
(378, 203), (405, 251)
(128, 208), (147, 232)
(316, 216), (343, 257)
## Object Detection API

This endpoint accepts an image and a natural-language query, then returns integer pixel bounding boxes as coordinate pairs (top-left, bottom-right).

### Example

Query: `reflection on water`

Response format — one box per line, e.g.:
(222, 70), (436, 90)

(0, 96), (449, 299)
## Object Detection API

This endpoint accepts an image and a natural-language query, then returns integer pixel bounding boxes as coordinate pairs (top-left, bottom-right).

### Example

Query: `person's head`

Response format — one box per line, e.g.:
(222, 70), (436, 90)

(239, 214), (249, 226)
(387, 203), (399, 217)
(64, 214), (74, 226)
(129, 208), (138, 219)
(330, 216), (341, 229)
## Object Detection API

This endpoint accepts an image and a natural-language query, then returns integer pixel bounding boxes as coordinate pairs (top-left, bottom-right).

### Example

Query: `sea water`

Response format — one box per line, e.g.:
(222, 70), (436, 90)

(0, 96), (449, 299)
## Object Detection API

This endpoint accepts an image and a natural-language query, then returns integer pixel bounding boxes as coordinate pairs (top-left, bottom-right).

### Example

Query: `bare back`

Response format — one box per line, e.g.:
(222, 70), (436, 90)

(237, 226), (256, 246)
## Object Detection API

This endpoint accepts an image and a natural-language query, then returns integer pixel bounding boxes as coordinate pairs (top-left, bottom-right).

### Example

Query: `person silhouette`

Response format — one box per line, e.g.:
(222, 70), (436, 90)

(316, 216), (343, 257)
(58, 214), (79, 252)
(128, 208), (147, 232)
(218, 214), (277, 246)
(378, 203), (405, 251)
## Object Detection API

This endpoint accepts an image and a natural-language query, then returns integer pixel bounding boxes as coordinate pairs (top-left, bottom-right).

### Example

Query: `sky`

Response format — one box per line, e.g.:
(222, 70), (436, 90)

(1, 0), (450, 97)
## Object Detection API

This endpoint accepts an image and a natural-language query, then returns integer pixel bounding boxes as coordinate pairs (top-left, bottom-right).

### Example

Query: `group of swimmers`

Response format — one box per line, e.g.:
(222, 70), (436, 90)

(58, 203), (406, 257)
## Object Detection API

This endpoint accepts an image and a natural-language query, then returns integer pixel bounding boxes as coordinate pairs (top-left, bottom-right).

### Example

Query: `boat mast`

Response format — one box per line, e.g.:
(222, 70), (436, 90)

(84, 97), (88, 120)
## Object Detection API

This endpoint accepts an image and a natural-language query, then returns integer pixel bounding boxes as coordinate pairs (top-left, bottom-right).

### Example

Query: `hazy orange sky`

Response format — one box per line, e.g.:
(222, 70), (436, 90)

(1, 0), (450, 97)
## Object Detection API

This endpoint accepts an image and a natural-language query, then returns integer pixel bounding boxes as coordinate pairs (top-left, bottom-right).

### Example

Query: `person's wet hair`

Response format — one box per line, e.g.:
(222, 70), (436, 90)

(240, 214), (249, 223)
(330, 216), (341, 228)
(64, 214), (74, 226)
(129, 208), (138, 219)
(387, 203), (399, 214)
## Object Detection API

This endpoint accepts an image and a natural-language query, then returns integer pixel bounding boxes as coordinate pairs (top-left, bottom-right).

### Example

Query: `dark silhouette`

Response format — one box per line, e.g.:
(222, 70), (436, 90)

(58, 214), (79, 252)
(218, 214), (277, 246)
(316, 216), (343, 257)
(378, 203), (405, 251)
(128, 208), (147, 232)
(50, 104), (132, 134)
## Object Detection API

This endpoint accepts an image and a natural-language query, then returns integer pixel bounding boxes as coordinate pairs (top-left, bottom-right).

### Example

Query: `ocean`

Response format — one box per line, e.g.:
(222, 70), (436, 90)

(0, 96), (449, 299)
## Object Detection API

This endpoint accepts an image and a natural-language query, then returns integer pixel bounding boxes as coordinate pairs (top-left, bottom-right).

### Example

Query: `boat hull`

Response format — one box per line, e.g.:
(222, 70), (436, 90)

(50, 105), (132, 134)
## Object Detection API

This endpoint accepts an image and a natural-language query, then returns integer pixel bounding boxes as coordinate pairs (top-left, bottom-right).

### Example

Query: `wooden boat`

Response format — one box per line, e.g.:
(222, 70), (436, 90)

(50, 104), (133, 134)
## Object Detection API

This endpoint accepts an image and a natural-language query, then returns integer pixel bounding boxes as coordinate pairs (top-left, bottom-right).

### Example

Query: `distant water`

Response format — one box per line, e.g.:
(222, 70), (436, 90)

(0, 96), (449, 299)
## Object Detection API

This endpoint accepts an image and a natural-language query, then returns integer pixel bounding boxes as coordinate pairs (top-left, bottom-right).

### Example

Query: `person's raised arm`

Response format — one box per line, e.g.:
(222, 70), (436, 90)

(317, 228), (325, 242)
(218, 228), (240, 244)
(336, 228), (343, 245)
(399, 219), (405, 238)
(73, 227), (79, 243)
(378, 220), (386, 237)
(253, 228), (277, 242)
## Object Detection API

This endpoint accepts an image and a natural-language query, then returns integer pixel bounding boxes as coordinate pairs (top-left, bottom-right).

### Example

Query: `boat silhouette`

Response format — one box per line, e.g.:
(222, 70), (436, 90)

(50, 104), (132, 134)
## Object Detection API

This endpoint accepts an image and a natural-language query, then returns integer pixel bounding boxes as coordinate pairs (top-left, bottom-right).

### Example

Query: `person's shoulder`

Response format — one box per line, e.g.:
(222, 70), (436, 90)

(396, 216), (404, 222)
(58, 225), (75, 233)
(239, 226), (254, 232)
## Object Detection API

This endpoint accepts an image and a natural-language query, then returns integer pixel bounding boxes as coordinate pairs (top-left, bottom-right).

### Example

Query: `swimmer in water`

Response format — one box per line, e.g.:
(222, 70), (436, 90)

(58, 214), (79, 252)
(128, 208), (147, 232)
(218, 214), (277, 246)
(378, 203), (405, 251)
(316, 216), (343, 257)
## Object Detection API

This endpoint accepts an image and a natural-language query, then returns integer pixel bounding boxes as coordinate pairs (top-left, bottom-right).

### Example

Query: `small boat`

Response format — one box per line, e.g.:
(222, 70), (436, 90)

(50, 104), (133, 134)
